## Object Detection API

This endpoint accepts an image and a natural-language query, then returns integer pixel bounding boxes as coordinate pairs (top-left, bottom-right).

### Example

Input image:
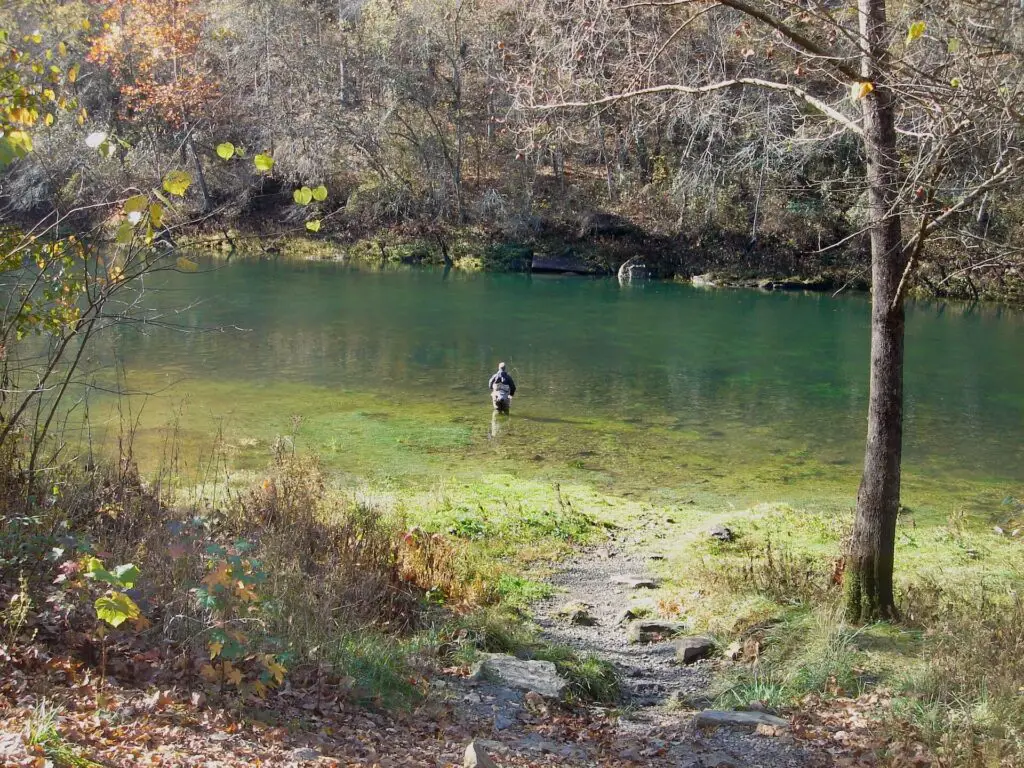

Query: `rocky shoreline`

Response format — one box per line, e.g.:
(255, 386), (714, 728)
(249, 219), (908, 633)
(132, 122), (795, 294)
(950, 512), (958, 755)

(177, 207), (1023, 304)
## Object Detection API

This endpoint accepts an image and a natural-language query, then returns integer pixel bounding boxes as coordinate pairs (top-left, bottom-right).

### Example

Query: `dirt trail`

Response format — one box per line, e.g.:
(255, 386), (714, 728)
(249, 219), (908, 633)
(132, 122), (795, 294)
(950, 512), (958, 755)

(534, 541), (710, 708)
(514, 532), (833, 767)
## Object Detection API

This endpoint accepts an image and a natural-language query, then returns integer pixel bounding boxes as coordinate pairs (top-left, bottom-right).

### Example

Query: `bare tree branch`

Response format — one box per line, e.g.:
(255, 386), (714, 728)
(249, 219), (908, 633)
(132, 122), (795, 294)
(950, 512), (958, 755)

(531, 79), (864, 135)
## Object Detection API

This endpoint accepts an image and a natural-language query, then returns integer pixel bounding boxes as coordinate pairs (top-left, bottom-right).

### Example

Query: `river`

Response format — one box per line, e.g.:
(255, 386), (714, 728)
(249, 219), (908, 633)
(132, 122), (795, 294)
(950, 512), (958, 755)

(77, 259), (1023, 514)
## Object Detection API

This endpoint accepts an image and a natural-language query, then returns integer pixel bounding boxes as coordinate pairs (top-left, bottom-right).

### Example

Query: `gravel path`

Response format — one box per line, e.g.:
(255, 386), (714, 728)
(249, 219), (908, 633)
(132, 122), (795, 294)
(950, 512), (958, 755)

(534, 540), (711, 708)
(513, 533), (835, 767)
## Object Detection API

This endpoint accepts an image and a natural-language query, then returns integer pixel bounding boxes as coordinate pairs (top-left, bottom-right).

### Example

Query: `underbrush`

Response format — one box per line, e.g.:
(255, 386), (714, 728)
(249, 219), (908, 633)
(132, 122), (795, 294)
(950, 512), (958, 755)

(673, 502), (1024, 766)
(1, 442), (614, 721)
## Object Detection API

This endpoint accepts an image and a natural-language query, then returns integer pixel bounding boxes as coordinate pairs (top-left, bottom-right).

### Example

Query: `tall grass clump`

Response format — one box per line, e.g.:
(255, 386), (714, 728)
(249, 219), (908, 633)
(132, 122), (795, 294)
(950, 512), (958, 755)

(891, 583), (1024, 766)
(712, 604), (864, 710)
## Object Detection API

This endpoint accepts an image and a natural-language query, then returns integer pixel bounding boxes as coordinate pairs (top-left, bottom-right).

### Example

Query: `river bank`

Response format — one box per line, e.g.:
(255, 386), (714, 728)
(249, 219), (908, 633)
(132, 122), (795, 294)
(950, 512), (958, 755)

(176, 214), (1024, 304)
(4, 404), (1022, 766)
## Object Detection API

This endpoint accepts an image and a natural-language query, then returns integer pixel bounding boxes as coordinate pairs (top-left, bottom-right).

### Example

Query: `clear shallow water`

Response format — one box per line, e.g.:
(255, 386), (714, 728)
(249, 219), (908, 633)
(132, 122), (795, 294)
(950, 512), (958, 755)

(80, 259), (1024, 506)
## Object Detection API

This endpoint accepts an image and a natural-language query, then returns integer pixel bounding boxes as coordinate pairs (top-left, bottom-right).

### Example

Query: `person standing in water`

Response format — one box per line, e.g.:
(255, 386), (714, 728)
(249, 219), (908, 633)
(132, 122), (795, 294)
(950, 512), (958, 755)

(488, 362), (516, 413)
(488, 362), (517, 397)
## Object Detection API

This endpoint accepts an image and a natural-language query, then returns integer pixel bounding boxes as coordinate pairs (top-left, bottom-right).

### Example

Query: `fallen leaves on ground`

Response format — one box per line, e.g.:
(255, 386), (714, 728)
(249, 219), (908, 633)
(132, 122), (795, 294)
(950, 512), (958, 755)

(792, 691), (935, 766)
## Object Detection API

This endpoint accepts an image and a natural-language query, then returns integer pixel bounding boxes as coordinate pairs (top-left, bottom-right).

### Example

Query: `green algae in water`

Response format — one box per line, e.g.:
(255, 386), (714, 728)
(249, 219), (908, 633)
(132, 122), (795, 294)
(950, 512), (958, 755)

(65, 259), (1024, 517)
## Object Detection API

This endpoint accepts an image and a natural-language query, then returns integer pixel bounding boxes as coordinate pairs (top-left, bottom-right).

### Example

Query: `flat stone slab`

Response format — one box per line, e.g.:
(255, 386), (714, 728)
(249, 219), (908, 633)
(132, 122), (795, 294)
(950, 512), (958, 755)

(611, 575), (659, 589)
(472, 654), (568, 699)
(627, 620), (686, 644)
(531, 255), (596, 274)
(675, 636), (715, 664)
(694, 710), (789, 729)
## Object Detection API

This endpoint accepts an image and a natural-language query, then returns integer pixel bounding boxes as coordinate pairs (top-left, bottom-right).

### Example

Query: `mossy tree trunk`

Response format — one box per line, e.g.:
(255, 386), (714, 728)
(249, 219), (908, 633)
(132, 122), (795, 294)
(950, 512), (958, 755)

(844, 0), (906, 624)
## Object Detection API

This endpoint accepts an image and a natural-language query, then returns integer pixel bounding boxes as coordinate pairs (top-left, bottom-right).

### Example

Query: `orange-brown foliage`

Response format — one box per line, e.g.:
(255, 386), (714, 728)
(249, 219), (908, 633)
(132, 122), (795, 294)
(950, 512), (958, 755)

(87, 0), (217, 127)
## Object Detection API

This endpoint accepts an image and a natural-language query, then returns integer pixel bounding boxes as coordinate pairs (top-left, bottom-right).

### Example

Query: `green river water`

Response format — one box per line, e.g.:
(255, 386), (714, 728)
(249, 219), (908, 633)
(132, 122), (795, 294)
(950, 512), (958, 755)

(78, 259), (1023, 516)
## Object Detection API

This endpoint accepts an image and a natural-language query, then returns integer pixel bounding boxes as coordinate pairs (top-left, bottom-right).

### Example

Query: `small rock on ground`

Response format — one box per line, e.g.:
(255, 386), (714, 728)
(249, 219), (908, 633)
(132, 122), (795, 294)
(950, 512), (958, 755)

(472, 654), (568, 699)
(554, 601), (598, 626)
(709, 525), (735, 542)
(612, 574), (660, 589)
(676, 636), (715, 664)
(701, 750), (739, 767)
(627, 620), (686, 644)
(464, 740), (499, 768)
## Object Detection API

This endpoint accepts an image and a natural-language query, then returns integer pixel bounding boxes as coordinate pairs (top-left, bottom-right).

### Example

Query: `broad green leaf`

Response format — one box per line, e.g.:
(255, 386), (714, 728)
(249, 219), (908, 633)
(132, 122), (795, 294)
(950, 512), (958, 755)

(163, 170), (192, 197)
(115, 221), (134, 244)
(947, 37), (960, 53)
(254, 153), (274, 172)
(311, 185), (328, 202)
(95, 593), (141, 628)
(305, 219), (321, 232)
(0, 134), (32, 166)
(293, 186), (313, 205)
(124, 195), (148, 214)
(8, 131), (33, 154)
(906, 21), (926, 44)
(112, 563), (139, 589)
(85, 556), (120, 587)
(950, 77), (961, 88)
(216, 142), (235, 160)
(176, 256), (199, 272)
(149, 202), (164, 229)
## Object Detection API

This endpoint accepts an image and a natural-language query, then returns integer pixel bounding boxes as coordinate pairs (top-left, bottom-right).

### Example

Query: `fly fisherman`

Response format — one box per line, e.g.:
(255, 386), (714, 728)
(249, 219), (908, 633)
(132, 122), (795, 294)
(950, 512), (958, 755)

(488, 362), (516, 412)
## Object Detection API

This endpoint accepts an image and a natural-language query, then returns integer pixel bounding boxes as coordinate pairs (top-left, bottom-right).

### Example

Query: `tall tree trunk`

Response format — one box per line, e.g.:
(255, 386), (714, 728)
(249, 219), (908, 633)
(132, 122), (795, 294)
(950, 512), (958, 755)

(845, 0), (907, 623)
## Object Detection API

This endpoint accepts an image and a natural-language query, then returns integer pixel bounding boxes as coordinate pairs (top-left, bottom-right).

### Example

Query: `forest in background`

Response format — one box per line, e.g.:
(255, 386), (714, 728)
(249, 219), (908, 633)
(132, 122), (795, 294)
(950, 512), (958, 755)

(2, 0), (1022, 299)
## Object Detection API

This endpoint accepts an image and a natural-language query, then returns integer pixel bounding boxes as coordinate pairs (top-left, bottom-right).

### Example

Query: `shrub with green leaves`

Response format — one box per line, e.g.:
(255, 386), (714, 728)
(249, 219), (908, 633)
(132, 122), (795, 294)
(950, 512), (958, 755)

(83, 556), (142, 628)
(192, 539), (288, 698)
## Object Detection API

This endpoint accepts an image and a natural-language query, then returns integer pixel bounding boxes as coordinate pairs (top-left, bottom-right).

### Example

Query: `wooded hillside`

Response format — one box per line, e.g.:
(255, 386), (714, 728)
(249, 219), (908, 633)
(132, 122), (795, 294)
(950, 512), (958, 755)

(2, 0), (1022, 299)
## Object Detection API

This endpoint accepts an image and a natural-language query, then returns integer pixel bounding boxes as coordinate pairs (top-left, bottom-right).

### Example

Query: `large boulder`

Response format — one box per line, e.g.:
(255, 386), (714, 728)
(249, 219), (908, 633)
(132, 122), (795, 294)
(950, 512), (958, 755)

(471, 654), (568, 699)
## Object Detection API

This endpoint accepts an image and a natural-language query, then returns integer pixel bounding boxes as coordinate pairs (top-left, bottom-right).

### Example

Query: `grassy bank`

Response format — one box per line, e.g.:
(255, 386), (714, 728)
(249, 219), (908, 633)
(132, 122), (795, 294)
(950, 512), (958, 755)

(0, 431), (620, 716)
(639, 494), (1024, 766)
